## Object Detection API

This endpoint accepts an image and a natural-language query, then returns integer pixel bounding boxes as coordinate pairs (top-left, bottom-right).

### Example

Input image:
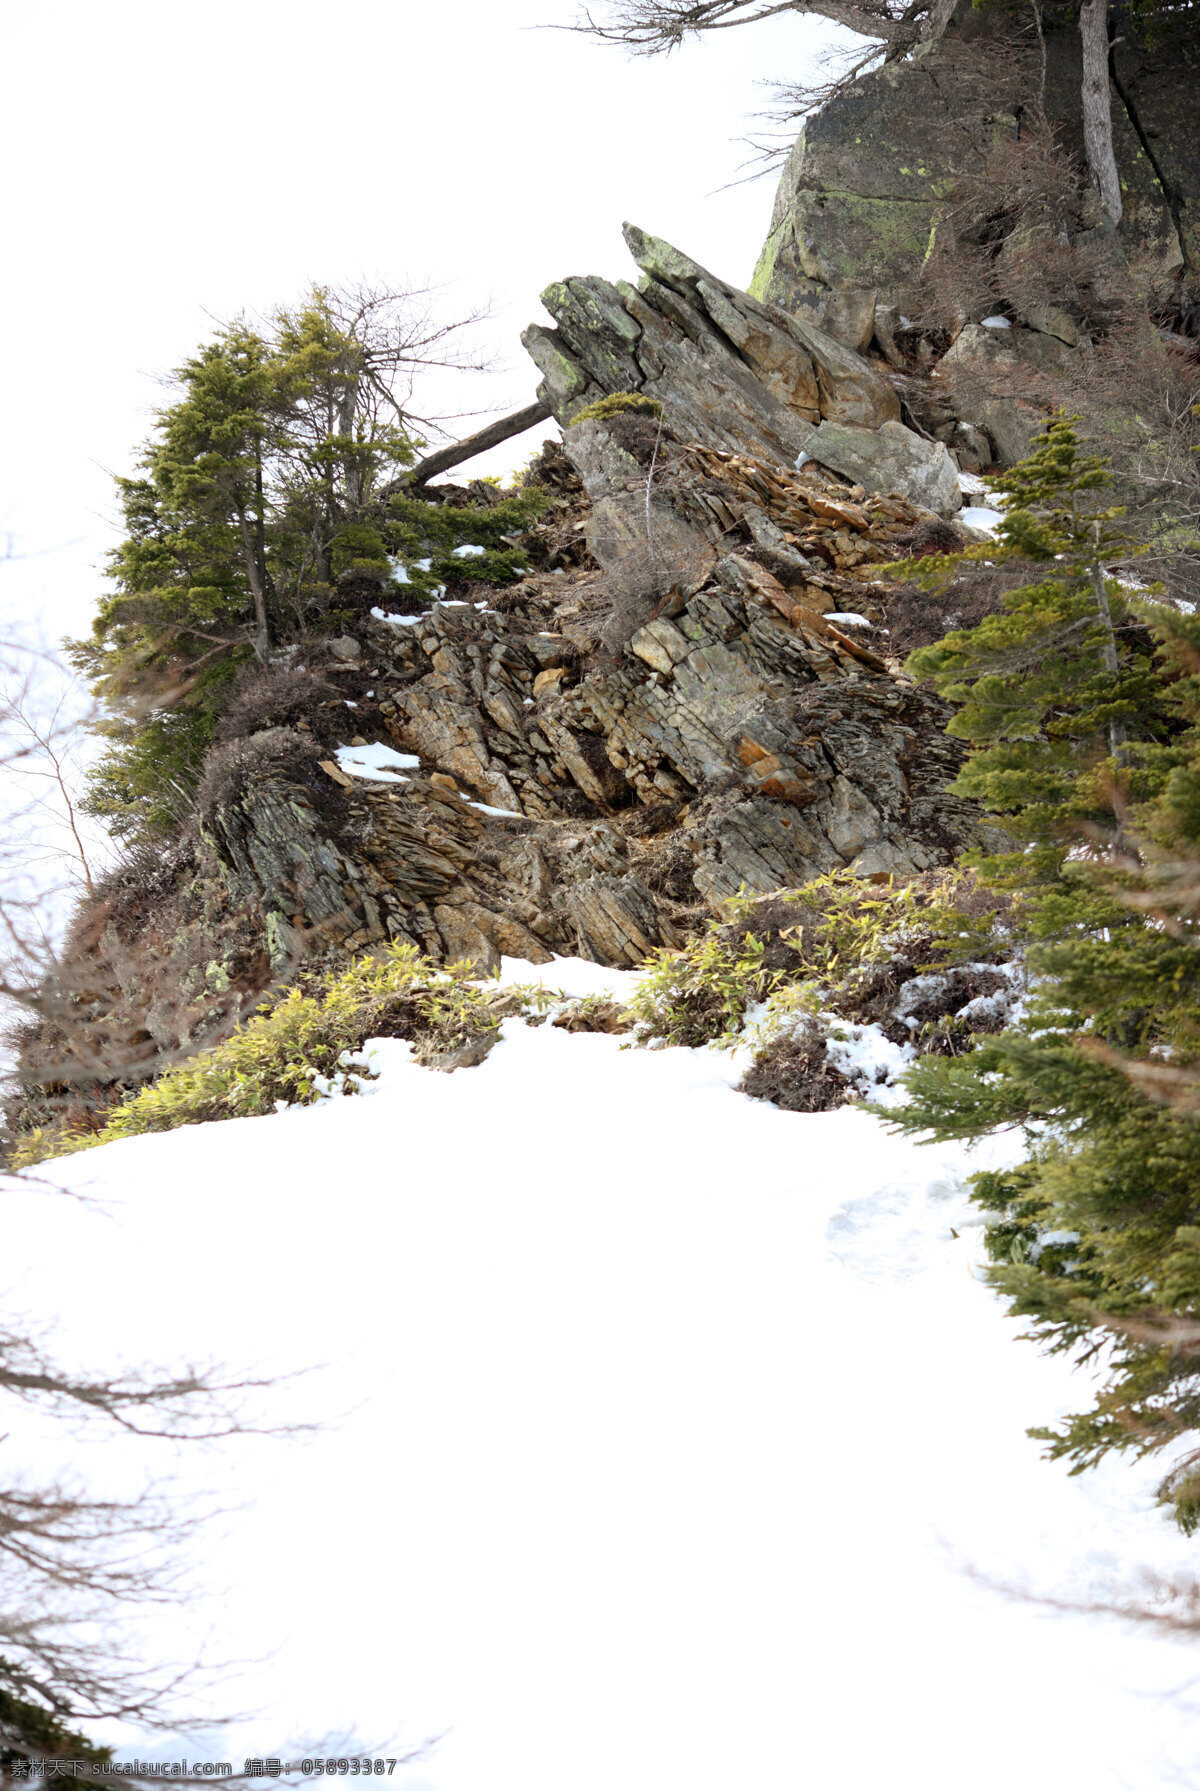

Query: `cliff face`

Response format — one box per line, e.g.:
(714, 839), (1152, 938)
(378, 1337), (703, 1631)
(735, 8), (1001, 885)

(751, 8), (1198, 342)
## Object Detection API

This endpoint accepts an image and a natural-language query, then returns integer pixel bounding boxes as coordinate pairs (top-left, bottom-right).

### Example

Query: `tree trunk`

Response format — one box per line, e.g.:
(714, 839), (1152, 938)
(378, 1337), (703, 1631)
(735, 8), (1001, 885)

(338, 370), (363, 513)
(1080, 0), (1122, 227)
(919, 0), (958, 46)
(1090, 526), (1128, 761)
(237, 507), (274, 660)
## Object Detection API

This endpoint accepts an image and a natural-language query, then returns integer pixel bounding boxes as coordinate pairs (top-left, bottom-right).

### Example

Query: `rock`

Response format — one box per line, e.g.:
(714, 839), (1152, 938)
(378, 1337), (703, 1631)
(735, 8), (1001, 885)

(937, 323), (1071, 466)
(872, 303), (905, 369)
(434, 902), (501, 973)
(565, 870), (679, 965)
(950, 420), (992, 472)
(420, 1032), (497, 1073)
(552, 998), (632, 1034)
(1019, 303), (1079, 347)
(522, 227), (899, 474)
(533, 666), (568, 698)
(805, 419), (962, 516)
(520, 322), (593, 420)
(563, 417), (717, 590)
(329, 636), (361, 662)
(1113, 22), (1200, 276)
(751, 10), (1189, 327)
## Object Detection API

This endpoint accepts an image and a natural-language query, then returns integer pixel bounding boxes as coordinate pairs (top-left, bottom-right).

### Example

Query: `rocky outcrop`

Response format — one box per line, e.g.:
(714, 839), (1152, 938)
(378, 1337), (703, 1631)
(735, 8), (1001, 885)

(21, 266), (1010, 1119)
(752, 11), (1193, 333)
(520, 225), (975, 512)
(747, 7), (1198, 468)
(522, 224), (898, 461)
(185, 428), (998, 982)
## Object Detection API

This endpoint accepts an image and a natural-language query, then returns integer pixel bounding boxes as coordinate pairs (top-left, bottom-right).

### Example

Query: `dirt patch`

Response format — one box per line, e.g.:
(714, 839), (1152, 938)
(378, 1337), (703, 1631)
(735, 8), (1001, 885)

(739, 1020), (852, 1113)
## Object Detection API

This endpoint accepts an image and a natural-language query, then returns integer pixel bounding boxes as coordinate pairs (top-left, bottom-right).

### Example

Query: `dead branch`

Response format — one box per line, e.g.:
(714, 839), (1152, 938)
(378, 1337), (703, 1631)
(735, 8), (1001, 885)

(385, 398), (554, 494)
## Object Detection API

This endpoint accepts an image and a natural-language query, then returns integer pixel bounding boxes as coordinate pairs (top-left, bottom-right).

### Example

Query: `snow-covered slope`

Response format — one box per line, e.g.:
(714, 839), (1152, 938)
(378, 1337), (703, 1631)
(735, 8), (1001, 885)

(5, 956), (1199, 1790)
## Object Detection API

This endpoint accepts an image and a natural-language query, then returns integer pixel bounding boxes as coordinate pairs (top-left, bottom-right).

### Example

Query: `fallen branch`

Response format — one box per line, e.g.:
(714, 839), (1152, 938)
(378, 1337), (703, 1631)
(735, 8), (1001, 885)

(386, 398), (553, 493)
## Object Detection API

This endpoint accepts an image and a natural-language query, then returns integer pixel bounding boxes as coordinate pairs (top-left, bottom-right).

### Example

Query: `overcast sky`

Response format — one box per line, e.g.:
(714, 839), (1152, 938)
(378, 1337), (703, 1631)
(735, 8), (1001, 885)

(0, 0), (844, 642)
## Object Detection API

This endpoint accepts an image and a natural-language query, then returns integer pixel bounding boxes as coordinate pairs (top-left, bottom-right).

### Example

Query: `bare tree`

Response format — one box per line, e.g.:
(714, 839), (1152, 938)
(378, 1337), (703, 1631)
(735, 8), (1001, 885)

(0, 1305), (297, 1765)
(1080, 0), (1121, 225)
(576, 0), (1132, 217)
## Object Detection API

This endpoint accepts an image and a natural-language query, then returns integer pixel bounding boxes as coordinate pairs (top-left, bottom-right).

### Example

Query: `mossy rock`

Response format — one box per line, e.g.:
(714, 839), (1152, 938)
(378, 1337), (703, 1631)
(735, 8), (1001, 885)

(570, 391), (662, 426)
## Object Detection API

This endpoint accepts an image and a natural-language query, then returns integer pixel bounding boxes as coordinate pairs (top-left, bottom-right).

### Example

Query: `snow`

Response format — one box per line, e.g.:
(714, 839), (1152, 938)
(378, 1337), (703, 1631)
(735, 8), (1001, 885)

(334, 742), (421, 783)
(5, 952), (1200, 1788)
(957, 470), (989, 495)
(466, 800), (521, 818)
(451, 545), (485, 559)
(825, 612), (871, 627)
(794, 449), (812, 470)
(981, 315), (1012, 329)
(960, 505), (1004, 537)
(371, 609), (425, 627)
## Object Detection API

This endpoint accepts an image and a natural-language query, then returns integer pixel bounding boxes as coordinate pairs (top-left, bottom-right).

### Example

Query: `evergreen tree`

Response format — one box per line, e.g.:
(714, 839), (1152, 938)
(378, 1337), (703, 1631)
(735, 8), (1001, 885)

(72, 286), (547, 841)
(888, 419), (1200, 1528)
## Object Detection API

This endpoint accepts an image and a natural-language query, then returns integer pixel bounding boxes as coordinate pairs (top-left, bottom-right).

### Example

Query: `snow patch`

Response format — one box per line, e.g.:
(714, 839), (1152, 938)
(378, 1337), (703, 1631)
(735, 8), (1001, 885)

(334, 742), (421, 783)
(371, 608), (425, 626)
(4, 957), (1198, 1789)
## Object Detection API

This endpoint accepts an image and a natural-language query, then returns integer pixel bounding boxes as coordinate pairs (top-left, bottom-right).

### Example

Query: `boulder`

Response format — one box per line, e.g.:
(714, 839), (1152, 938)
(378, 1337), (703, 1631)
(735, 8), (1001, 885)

(750, 11), (1190, 331)
(805, 419), (962, 516)
(937, 322), (1071, 466)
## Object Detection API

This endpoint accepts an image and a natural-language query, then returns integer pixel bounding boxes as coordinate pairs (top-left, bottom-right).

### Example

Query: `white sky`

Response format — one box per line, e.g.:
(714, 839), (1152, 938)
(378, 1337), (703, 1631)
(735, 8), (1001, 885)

(0, 0), (845, 644)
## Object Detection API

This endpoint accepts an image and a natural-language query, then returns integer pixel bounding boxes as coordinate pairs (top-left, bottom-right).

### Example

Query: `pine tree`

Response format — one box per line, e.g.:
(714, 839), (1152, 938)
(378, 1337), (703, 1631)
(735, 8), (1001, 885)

(889, 419), (1200, 1527)
(71, 286), (547, 841)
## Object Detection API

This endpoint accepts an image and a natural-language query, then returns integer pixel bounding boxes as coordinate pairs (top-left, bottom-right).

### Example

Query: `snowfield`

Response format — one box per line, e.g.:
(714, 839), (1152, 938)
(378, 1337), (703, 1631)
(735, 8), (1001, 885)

(5, 954), (1200, 1790)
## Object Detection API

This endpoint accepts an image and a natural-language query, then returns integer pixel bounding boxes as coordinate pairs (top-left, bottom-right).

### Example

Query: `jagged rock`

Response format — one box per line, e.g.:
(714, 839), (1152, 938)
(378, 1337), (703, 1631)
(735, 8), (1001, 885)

(28, 382), (1008, 1128)
(805, 419), (962, 516)
(201, 441), (998, 982)
(564, 416), (717, 592)
(522, 225), (899, 470)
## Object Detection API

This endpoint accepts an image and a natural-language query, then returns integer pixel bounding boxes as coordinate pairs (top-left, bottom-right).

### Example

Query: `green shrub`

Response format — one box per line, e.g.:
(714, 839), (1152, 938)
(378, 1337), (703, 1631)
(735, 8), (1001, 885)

(15, 946), (552, 1164)
(626, 927), (780, 1048)
(386, 487), (550, 600)
(625, 871), (1010, 1052)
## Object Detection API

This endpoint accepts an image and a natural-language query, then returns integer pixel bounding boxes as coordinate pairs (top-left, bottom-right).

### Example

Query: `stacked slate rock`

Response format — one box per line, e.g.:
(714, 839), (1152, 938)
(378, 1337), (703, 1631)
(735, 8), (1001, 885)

(521, 224), (962, 518)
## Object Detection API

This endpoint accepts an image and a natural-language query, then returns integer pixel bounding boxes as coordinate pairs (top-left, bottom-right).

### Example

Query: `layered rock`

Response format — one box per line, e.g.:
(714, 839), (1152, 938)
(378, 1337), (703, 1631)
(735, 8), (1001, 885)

(23, 298), (1008, 1115)
(521, 223), (966, 514)
(523, 227), (895, 442)
(192, 425), (999, 982)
